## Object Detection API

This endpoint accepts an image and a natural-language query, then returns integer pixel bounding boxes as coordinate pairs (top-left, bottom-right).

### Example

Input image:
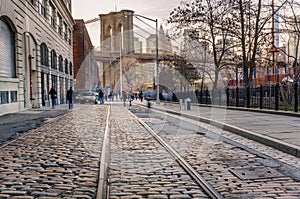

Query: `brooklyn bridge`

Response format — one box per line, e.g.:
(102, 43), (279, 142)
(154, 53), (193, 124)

(76, 9), (200, 94)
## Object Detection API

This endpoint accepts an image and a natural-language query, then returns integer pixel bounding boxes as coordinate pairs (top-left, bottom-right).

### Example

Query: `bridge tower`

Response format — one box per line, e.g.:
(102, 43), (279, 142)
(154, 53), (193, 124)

(100, 10), (134, 53)
(99, 10), (135, 90)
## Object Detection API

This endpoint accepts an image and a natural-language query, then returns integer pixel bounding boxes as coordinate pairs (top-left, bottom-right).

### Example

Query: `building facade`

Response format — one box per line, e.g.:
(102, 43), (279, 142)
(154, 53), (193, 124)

(0, 0), (74, 115)
(73, 19), (99, 91)
(146, 25), (172, 54)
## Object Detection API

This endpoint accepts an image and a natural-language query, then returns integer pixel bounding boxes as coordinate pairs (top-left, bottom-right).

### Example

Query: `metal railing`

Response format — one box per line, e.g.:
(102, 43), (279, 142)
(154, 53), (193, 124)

(173, 83), (300, 112)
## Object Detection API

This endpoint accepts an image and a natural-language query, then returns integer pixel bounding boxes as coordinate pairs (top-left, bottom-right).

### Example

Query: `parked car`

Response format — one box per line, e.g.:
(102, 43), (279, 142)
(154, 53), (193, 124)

(144, 89), (156, 100)
(76, 91), (99, 104)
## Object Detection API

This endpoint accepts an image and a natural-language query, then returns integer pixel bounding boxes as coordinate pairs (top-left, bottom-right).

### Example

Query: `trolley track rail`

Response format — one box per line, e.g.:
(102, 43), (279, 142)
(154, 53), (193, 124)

(126, 107), (223, 199)
(127, 104), (300, 199)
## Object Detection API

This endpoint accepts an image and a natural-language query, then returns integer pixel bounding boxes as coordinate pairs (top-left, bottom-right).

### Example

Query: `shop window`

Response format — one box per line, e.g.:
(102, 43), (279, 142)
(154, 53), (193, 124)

(0, 19), (15, 78)
(10, 91), (17, 102)
(0, 91), (9, 104)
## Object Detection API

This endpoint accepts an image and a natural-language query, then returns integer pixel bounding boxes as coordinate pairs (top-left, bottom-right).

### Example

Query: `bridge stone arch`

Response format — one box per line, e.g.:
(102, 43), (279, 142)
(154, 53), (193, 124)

(99, 10), (134, 53)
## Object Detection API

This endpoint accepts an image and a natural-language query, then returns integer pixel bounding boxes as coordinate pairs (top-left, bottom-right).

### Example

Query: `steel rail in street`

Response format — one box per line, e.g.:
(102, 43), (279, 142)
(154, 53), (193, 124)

(127, 108), (224, 199)
(96, 104), (111, 199)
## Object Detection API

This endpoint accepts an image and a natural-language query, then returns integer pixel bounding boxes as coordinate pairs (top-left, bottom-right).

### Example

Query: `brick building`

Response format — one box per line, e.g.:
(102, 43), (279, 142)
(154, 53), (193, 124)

(73, 19), (99, 90)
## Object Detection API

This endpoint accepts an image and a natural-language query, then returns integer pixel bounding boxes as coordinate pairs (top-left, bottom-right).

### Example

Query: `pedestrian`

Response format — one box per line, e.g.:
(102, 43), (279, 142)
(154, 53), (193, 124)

(109, 91), (113, 101)
(139, 91), (143, 102)
(49, 86), (57, 109)
(122, 91), (127, 107)
(99, 89), (104, 104)
(66, 87), (73, 110)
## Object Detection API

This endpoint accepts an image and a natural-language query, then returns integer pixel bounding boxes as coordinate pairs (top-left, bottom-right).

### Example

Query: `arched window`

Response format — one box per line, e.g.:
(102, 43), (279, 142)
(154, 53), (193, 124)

(0, 19), (15, 78)
(64, 59), (68, 74)
(58, 55), (63, 72)
(51, 50), (57, 69)
(40, 43), (48, 66)
(69, 62), (72, 76)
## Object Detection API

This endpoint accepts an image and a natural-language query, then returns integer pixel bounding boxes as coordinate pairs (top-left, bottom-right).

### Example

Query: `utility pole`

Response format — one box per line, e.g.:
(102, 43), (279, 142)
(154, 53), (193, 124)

(269, 0), (279, 78)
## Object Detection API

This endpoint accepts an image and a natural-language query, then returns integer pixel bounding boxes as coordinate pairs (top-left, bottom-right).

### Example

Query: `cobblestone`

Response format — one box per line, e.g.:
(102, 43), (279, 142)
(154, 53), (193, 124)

(108, 105), (209, 198)
(0, 106), (108, 198)
(138, 104), (300, 198)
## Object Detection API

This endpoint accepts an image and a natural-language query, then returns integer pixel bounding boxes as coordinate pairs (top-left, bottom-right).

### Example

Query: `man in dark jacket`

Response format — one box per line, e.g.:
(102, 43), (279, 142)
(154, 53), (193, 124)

(66, 87), (73, 109)
(49, 86), (57, 109)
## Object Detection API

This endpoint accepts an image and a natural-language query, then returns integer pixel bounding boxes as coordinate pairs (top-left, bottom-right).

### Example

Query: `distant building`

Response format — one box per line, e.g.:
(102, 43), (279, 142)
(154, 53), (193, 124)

(0, 0), (74, 115)
(146, 25), (172, 53)
(73, 20), (99, 90)
(134, 37), (143, 53)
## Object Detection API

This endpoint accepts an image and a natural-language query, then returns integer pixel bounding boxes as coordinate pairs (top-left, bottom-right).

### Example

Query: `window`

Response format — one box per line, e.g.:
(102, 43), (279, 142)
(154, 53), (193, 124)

(65, 59), (68, 74)
(63, 22), (68, 41)
(49, 3), (55, 27)
(57, 13), (62, 35)
(0, 91), (9, 104)
(10, 91), (17, 103)
(40, 43), (48, 67)
(69, 62), (72, 76)
(68, 29), (71, 45)
(38, 0), (46, 17)
(59, 55), (63, 72)
(63, 0), (71, 11)
(51, 50), (57, 69)
(0, 19), (15, 78)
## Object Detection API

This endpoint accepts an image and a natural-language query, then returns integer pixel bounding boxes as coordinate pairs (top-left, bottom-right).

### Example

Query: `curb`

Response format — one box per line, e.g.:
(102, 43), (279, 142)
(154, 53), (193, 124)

(144, 104), (300, 158)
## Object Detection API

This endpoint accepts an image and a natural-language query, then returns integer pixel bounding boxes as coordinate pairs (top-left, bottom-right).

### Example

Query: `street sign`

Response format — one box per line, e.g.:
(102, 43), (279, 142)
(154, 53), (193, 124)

(106, 86), (111, 89)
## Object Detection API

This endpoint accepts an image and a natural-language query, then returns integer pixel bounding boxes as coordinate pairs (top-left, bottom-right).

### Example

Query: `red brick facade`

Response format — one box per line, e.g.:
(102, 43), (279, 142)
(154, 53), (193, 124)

(73, 19), (99, 90)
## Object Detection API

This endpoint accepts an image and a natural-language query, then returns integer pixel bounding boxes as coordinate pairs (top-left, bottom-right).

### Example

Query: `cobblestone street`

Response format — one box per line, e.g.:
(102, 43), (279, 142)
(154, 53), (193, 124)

(0, 102), (300, 199)
(0, 105), (108, 199)
(109, 105), (209, 199)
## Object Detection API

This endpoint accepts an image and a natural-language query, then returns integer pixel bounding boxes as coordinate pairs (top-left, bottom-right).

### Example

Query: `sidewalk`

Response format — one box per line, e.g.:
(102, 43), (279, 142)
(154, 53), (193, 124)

(134, 100), (300, 157)
(0, 104), (71, 145)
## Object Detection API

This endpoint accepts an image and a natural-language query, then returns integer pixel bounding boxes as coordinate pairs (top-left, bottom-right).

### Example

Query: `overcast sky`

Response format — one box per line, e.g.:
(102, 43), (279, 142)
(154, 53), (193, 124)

(72, 0), (183, 47)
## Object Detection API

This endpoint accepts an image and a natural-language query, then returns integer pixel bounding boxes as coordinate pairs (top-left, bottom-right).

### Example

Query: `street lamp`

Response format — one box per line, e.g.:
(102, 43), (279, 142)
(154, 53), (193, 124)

(125, 13), (160, 105)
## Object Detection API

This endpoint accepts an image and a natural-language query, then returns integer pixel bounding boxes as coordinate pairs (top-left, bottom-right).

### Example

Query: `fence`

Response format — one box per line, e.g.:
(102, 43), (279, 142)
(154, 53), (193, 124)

(174, 83), (300, 112)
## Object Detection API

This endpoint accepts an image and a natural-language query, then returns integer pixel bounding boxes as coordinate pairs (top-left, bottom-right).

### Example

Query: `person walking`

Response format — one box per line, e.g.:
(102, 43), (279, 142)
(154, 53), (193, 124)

(66, 87), (73, 110)
(49, 86), (57, 109)
(99, 89), (104, 104)
(139, 91), (143, 102)
(122, 91), (127, 107)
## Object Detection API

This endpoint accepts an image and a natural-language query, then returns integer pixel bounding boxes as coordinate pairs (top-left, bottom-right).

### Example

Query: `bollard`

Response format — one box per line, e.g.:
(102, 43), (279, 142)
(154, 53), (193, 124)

(185, 98), (191, 110)
(294, 82), (298, 112)
(259, 85), (263, 109)
(179, 99), (183, 110)
(275, 83), (279, 111)
(246, 86), (250, 108)
(226, 88), (229, 107)
(236, 87), (239, 107)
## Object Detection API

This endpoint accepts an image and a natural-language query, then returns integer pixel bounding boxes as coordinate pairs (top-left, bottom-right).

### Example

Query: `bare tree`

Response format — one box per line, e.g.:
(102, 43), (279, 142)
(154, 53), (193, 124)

(168, 0), (236, 93)
(280, 0), (300, 82)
